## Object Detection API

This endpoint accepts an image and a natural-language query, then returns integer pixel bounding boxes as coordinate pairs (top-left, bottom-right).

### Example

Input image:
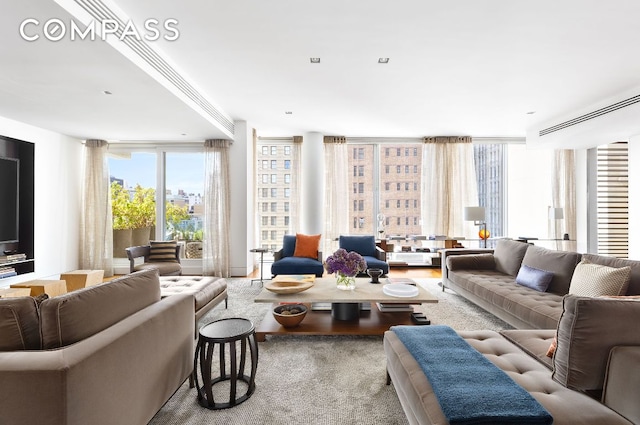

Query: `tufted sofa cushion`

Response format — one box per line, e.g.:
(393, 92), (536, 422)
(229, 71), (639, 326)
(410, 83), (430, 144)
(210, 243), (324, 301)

(0, 297), (41, 351)
(158, 276), (226, 312)
(385, 329), (631, 425)
(447, 269), (564, 329)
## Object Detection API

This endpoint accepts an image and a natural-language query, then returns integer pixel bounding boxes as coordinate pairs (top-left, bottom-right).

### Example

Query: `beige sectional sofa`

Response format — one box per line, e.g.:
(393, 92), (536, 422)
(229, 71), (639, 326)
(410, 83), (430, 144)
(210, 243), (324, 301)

(385, 294), (640, 424)
(385, 240), (640, 424)
(0, 269), (194, 425)
(441, 239), (640, 329)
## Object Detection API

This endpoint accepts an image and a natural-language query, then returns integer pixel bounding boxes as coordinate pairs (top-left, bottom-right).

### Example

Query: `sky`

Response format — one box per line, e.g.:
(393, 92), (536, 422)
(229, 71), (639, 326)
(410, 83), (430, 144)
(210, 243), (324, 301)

(108, 152), (205, 196)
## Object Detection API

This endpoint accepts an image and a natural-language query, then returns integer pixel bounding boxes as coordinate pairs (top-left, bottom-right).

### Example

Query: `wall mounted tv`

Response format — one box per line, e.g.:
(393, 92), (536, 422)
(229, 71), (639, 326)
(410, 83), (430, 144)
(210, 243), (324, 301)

(0, 156), (19, 243)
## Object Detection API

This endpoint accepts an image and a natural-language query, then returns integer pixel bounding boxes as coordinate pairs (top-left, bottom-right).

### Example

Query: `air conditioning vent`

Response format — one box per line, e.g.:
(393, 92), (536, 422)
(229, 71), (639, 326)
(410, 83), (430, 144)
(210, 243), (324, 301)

(539, 94), (640, 137)
(74, 0), (234, 135)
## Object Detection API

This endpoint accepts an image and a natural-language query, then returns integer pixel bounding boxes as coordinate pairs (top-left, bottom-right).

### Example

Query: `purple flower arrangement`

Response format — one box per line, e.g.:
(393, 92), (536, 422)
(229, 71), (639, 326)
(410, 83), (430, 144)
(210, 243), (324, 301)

(324, 248), (367, 277)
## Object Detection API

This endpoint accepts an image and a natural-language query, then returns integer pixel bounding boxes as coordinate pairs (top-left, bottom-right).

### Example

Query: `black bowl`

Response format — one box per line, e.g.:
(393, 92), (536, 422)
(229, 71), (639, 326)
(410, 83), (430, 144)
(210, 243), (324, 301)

(367, 268), (383, 283)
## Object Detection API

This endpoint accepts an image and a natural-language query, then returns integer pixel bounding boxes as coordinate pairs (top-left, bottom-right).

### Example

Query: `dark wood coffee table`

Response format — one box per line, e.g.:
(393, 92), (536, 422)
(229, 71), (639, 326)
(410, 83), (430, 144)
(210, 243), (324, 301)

(253, 277), (437, 341)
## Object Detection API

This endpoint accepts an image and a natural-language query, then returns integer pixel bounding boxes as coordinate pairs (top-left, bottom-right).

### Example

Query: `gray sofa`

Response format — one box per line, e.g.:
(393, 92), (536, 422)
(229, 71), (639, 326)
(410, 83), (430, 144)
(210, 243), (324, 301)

(441, 239), (640, 329)
(385, 294), (640, 424)
(0, 269), (194, 425)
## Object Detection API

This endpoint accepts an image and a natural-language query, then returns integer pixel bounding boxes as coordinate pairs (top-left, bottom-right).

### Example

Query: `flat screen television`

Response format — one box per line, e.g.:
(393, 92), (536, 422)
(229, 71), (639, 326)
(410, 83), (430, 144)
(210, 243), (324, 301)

(0, 157), (19, 243)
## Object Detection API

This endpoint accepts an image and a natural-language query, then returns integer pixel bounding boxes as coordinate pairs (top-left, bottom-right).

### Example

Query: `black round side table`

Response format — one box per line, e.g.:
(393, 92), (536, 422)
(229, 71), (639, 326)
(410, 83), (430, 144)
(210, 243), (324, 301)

(193, 318), (258, 409)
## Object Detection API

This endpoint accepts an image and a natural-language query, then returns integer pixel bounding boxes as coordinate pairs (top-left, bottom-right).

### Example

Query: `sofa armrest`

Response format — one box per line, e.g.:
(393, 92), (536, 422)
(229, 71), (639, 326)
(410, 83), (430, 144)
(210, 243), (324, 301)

(446, 253), (496, 271)
(126, 245), (150, 273)
(441, 248), (494, 290)
(0, 294), (194, 425)
(317, 251), (323, 262)
(273, 249), (284, 261)
(603, 346), (640, 424)
(375, 246), (386, 261)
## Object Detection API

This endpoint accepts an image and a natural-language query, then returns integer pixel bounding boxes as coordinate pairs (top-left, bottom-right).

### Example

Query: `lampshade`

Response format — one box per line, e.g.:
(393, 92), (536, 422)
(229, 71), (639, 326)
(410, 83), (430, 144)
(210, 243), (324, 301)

(463, 206), (485, 222)
(548, 207), (564, 220)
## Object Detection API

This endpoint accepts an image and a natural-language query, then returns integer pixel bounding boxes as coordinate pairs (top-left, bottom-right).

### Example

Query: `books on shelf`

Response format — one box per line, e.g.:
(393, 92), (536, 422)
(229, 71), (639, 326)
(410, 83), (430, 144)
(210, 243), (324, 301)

(376, 302), (414, 312)
(0, 267), (17, 278)
(0, 253), (27, 263)
(311, 302), (371, 311)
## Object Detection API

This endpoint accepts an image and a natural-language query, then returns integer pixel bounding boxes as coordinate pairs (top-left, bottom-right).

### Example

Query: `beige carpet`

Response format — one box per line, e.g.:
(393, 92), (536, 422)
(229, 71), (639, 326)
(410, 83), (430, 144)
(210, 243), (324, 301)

(148, 278), (511, 425)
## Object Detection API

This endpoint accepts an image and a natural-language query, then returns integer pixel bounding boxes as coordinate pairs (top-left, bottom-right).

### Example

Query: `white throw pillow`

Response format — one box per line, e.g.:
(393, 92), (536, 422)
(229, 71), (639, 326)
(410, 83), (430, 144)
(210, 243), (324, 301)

(568, 259), (631, 297)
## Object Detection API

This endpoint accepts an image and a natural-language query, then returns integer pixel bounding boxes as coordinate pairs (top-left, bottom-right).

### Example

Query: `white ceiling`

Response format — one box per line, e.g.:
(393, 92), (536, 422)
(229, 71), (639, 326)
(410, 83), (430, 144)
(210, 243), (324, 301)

(2, 0), (640, 145)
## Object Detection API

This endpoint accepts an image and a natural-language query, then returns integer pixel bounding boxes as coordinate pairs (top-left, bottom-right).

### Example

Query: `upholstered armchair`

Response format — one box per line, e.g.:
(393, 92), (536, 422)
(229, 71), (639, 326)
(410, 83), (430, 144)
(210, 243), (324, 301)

(339, 235), (389, 276)
(271, 234), (324, 277)
(125, 241), (182, 276)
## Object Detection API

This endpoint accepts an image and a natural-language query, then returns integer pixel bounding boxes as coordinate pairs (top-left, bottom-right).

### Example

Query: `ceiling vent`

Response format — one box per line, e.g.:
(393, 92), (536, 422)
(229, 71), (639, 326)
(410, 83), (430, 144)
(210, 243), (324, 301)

(73, 0), (234, 135)
(539, 94), (640, 137)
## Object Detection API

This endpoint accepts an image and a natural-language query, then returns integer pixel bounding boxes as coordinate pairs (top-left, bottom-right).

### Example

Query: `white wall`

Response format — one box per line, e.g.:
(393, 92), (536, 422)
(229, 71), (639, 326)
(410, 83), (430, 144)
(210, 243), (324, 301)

(301, 132), (324, 234)
(574, 148), (589, 253)
(629, 135), (640, 259)
(229, 121), (254, 277)
(506, 145), (554, 239)
(0, 116), (82, 285)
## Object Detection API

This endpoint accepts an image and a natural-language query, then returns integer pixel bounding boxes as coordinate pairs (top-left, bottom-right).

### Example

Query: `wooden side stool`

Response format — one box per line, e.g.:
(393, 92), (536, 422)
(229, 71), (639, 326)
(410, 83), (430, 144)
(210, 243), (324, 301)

(193, 318), (258, 409)
(0, 287), (31, 298)
(10, 280), (67, 297)
(60, 270), (104, 292)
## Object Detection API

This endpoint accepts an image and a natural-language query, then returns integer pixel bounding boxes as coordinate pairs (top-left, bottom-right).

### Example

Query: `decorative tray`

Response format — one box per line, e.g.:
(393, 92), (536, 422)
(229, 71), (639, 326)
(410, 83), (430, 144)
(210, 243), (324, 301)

(265, 276), (315, 294)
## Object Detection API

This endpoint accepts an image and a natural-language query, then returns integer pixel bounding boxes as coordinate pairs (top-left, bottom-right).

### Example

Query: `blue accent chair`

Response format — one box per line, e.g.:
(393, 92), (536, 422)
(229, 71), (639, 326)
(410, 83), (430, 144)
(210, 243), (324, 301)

(271, 235), (324, 277)
(339, 235), (389, 276)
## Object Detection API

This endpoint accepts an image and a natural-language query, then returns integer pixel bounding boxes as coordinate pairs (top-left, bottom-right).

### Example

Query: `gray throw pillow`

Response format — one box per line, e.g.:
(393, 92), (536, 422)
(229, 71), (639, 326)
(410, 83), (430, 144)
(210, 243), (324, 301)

(493, 240), (530, 276)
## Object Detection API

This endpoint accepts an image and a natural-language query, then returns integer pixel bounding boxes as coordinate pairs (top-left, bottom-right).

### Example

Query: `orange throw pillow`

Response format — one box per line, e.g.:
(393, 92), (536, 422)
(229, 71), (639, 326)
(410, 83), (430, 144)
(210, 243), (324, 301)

(546, 336), (557, 358)
(293, 233), (321, 259)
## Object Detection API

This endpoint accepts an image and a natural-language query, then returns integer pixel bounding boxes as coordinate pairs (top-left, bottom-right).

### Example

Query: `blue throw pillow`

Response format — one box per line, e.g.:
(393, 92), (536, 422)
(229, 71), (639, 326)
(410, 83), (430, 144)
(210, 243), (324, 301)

(516, 264), (554, 292)
(282, 235), (297, 257)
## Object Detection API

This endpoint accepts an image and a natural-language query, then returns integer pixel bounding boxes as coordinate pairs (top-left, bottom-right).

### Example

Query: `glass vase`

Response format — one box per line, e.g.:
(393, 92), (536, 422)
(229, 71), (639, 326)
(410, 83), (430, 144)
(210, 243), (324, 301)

(336, 273), (356, 290)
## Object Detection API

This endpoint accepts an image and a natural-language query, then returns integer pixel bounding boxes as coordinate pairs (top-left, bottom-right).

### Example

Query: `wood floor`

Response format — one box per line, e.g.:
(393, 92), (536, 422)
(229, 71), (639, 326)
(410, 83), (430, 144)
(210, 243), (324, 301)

(246, 265), (442, 280)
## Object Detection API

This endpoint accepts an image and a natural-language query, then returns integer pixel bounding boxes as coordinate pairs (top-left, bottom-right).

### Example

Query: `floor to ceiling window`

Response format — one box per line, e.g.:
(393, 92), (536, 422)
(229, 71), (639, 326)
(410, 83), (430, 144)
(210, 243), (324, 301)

(255, 140), (297, 251)
(474, 144), (506, 239)
(347, 143), (423, 238)
(108, 148), (204, 260)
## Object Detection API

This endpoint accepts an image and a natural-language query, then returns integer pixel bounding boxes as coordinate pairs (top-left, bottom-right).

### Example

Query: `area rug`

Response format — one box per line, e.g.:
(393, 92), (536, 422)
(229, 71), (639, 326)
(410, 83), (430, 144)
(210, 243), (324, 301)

(148, 278), (511, 425)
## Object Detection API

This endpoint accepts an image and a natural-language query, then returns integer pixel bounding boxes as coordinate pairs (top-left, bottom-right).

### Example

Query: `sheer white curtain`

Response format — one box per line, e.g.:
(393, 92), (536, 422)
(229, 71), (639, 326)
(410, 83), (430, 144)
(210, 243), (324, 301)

(552, 149), (576, 240)
(289, 136), (303, 233)
(203, 139), (231, 277)
(323, 136), (349, 255)
(80, 139), (113, 276)
(421, 136), (478, 239)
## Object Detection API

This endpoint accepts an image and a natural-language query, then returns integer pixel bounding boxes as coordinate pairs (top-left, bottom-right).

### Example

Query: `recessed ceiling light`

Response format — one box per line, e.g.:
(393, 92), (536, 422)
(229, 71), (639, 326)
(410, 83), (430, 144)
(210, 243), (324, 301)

(285, 111), (293, 115)
(181, 133), (187, 136)
(378, 58), (390, 64)
(310, 58), (320, 63)
(103, 90), (113, 95)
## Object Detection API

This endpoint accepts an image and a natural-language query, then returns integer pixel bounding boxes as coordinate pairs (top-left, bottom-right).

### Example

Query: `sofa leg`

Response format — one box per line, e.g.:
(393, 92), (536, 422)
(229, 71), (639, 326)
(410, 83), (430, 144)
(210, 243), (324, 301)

(386, 369), (391, 385)
(189, 371), (195, 388)
(225, 297), (228, 309)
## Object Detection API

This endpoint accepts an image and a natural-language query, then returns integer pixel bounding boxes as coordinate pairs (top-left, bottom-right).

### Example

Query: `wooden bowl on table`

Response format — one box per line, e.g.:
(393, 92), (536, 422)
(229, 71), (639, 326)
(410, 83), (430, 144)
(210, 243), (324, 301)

(273, 304), (308, 328)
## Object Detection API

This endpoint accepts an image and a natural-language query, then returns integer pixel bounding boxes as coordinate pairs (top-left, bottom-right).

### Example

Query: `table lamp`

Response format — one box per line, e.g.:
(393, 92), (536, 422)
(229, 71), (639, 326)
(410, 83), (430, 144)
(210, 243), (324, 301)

(464, 206), (487, 248)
